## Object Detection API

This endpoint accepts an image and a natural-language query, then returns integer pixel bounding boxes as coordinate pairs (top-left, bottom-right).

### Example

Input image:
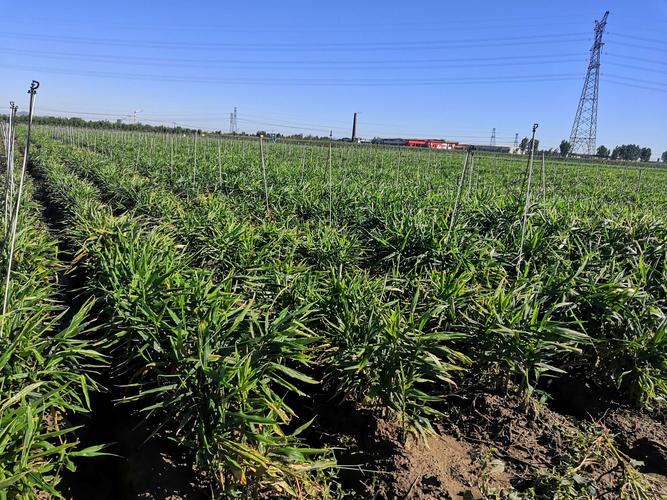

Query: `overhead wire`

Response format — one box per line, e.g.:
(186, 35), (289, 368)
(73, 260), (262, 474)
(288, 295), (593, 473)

(32, 106), (519, 142)
(607, 32), (667, 45)
(5, 12), (601, 34)
(606, 52), (667, 66)
(605, 40), (666, 52)
(0, 47), (585, 70)
(605, 61), (667, 75)
(603, 74), (667, 88)
(0, 30), (590, 52)
(603, 78), (667, 93)
(3, 63), (583, 86)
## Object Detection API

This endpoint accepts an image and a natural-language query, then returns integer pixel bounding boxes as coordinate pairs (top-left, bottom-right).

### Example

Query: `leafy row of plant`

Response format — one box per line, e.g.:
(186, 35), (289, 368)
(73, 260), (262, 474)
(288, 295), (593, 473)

(31, 141), (338, 497)
(42, 136), (474, 437)
(45, 133), (667, 412)
(0, 175), (103, 497)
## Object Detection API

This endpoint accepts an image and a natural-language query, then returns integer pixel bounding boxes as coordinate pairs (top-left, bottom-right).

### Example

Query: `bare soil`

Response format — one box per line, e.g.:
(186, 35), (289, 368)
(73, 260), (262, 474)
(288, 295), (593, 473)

(330, 389), (667, 499)
(369, 418), (510, 499)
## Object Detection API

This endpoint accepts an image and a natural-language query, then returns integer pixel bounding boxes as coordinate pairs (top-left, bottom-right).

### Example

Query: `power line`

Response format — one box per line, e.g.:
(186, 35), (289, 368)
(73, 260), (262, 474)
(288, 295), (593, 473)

(603, 73), (667, 88)
(604, 52), (667, 66)
(29, 106), (519, 140)
(0, 47), (585, 70)
(6, 12), (602, 35)
(38, 107), (129, 118)
(140, 118), (210, 130)
(0, 30), (590, 52)
(607, 40), (666, 52)
(607, 32), (667, 45)
(603, 78), (667, 93)
(0, 46), (585, 65)
(35, 107), (353, 128)
(606, 52), (667, 67)
(3, 63), (583, 86)
(237, 118), (345, 134)
(605, 61), (667, 75)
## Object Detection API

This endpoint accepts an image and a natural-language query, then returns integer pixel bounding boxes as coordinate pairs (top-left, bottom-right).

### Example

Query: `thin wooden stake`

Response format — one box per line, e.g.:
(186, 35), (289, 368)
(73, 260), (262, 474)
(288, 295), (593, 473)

(445, 150), (470, 243)
(328, 132), (333, 224)
(259, 135), (270, 213)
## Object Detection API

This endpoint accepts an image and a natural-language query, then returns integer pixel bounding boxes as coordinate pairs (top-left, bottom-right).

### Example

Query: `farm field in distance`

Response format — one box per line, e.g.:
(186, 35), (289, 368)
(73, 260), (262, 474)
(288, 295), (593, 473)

(1, 123), (665, 498)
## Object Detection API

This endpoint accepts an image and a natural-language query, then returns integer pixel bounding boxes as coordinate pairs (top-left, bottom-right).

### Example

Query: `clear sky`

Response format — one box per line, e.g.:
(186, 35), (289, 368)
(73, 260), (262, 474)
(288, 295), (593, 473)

(1, 0), (666, 156)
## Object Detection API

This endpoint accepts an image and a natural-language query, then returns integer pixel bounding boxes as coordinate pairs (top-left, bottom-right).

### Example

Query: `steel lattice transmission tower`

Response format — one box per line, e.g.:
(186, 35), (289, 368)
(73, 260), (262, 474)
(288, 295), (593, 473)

(569, 11), (609, 156)
(229, 107), (238, 133)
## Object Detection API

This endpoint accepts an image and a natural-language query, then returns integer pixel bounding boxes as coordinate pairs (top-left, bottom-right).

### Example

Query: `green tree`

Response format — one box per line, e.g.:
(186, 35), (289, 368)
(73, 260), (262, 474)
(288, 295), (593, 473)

(611, 146), (621, 160)
(559, 140), (571, 156)
(639, 147), (652, 162)
(611, 144), (641, 161)
(519, 137), (529, 153)
(661, 151), (667, 163)
(528, 138), (539, 153)
(596, 145), (610, 158)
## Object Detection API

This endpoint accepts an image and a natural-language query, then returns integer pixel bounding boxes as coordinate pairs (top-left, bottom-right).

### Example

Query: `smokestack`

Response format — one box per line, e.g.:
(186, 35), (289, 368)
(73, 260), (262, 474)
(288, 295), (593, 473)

(351, 112), (358, 143)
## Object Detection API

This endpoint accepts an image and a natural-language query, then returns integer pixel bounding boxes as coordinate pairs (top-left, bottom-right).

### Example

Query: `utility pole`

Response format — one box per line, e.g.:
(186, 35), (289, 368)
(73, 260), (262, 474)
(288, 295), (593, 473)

(133, 109), (143, 124)
(351, 112), (358, 143)
(569, 11), (609, 156)
(513, 133), (519, 149)
(229, 107), (238, 133)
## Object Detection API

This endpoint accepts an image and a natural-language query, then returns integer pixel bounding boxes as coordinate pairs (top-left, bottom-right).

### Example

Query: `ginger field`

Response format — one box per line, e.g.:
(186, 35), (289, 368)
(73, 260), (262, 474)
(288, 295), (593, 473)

(2, 127), (666, 498)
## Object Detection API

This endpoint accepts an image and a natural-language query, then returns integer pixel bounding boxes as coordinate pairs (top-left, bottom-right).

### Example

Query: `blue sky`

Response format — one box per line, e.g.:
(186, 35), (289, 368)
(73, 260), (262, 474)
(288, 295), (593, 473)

(1, 0), (666, 156)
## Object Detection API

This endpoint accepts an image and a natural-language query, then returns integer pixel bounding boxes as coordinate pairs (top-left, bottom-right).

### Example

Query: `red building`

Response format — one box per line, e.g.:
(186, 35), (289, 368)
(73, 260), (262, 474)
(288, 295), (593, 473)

(405, 139), (459, 150)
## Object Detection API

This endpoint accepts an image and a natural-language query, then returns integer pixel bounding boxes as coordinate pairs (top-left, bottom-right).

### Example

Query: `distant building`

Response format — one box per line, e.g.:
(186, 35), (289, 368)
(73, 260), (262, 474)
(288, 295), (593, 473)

(373, 138), (407, 146)
(372, 138), (459, 149)
(371, 137), (514, 153)
(405, 139), (459, 150)
(470, 145), (511, 154)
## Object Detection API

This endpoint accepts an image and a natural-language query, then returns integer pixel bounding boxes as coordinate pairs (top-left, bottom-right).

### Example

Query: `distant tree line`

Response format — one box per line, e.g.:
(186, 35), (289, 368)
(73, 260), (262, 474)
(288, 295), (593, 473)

(0, 114), (336, 142)
(557, 140), (660, 162)
(253, 131), (332, 141)
(514, 137), (666, 164)
(0, 114), (202, 135)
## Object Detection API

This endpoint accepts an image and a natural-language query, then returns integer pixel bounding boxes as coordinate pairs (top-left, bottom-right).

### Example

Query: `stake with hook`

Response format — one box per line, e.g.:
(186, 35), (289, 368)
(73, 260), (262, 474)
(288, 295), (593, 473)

(2, 81), (39, 334)
(518, 122), (538, 271)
